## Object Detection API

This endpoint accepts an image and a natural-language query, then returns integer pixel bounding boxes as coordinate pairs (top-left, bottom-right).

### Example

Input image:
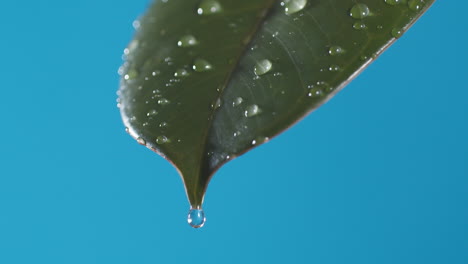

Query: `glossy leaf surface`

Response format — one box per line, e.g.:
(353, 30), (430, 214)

(118, 0), (434, 209)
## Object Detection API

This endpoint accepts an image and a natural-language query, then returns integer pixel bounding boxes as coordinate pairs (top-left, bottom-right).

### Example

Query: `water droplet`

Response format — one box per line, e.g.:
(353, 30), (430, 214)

(408, 0), (424, 11)
(124, 40), (139, 56)
(391, 28), (403, 38)
(137, 137), (147, 146)
(307, 88), (323, 98)
(177, 35), (198, 47)
(197, 0), (222, 15)
(384, 0), (401, 5)
(159, 122), (169, 128)
(232, 97), (244, 107)
(132, 20), (141, 30)
(244, 104), (262, 117)
(282, 0), (308, 15)
(328, 46), (345, 56)
(213, 98), (222, 109)
(329, 65), (340, 72)
(187, 208), (206, 228)
(158, 98), (170, 105)
(350, 3), (370, 19)
(124, 69), (138, 80)
(252, 136), (270, 146)
(254, 59), (272, 76)
(156, 136), (169, 145)
(174, 68), (190, 77)
(193, 59), (213, 72)
(147, 109), (158, 117)
(353, 21), (367, 30)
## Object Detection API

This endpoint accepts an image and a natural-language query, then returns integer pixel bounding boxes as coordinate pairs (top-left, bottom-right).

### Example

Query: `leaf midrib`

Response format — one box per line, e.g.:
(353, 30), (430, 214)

(194, 0), (277, 192)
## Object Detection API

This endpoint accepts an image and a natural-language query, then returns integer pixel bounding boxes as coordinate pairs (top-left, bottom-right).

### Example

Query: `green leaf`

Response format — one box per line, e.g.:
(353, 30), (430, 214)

(118, 0), (434, 209)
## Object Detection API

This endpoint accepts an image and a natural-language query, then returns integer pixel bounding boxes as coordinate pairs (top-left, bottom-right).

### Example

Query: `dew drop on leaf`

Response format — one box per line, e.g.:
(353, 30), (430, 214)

(193, 59), (213, 72)
(137, 137), (147, 146)
(233, 97), (244, 107)
(283, 0), (308, 15)
(350, 3), (370, 19)
(197, 0), (222, 15)
(174, 68), (190, 77)
(328, 45), (345, 56)
(177, 35), (198, 47)
(353, 21), (367, 30)
(391, 28), (403, 38)
(384, 0), (402, 5)
(244, 104), (262, 117)
(156, 135), (169, 145)
(158, 98), (170, 105)
(254, 59), (272, 76)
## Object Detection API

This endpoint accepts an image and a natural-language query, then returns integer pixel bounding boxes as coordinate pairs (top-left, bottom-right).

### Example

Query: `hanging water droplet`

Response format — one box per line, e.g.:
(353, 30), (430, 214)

(391, 28), (403, 38)
(328, 46), (345, 56)
(156, 136), (169, 145)
(137, 137), (147, 146)
(159, 122), (169, 128)
(353, 21), (367, 30)
(408, 0), (424, 11)
(174, 68), (190, 77)
(158, 98), (170, 105)
(244, 104), (262, 117)
(177, 35), (198, 47)
(384, 0), (401, 5)
(233, 97), (244, 107)
(254, 59), (272, 76)
(282, 0), (308, 15)
(350, 3), (370, 19)
(187, 208), (206, 228)
(197, 0), (222, 15)
(193, 59), (213, 72)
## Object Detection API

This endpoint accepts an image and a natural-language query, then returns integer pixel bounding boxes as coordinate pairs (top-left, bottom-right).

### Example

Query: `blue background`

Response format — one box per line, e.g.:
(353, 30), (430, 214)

(0, 1), (466, 263)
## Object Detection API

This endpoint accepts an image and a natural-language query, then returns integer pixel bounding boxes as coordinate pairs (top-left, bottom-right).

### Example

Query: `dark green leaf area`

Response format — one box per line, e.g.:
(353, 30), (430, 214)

(119, 0), (434, 207)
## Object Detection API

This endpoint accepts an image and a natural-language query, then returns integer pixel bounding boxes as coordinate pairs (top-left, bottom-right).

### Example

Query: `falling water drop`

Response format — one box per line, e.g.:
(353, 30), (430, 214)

(187, 208), (206, 228)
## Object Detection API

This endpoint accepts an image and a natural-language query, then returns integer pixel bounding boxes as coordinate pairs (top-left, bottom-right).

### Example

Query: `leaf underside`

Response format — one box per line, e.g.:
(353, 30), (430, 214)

(118, 0), (435, 208)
